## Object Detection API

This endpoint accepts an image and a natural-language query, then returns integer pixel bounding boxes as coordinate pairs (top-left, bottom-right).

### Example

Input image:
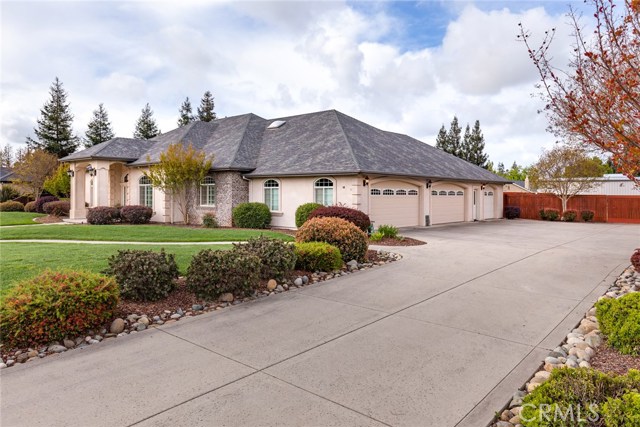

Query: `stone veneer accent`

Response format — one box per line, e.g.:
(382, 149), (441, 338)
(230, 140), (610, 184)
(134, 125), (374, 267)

(195, 171), (249, 227)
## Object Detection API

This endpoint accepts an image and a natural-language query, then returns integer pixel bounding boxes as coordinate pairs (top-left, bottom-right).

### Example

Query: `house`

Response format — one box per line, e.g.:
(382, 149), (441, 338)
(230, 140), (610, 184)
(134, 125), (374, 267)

(60, 110), (508, 228)
(566, 174), (640, 196)
(0, 166), (15, 188)
(504, 178), (534, 193)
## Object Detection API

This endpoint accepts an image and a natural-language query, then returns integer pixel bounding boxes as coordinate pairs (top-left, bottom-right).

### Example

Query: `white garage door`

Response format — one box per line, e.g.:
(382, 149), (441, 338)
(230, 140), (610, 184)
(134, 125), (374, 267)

(370, 181), (420, 227)
(483, 191), (494, 219)
(431, 186), (465, 225)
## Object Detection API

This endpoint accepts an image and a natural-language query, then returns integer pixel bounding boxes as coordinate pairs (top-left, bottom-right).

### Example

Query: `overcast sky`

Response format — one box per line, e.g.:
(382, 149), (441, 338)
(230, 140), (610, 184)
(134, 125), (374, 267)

(1, 0), (589, 168)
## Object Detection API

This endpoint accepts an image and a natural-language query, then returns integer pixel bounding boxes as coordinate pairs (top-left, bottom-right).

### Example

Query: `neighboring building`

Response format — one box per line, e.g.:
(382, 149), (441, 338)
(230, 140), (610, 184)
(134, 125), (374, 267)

(0, 167), (15, 189)
(504, 179), (533, 193)
(60, 110), (508, 228)
(574, 174), (640, 196)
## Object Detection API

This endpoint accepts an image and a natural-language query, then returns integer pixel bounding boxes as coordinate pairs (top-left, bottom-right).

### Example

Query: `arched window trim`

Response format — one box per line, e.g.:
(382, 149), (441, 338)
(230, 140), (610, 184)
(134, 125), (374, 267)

(408, 189), (418, 196)
(264, 179), (280, 211)
(370, 188), (381, 196)
(382, 189), (394, 196)
(456, 191), (464, 196)
(438, 190), (447, 196)
(396, 189), (407, 195)
(314, 178), (334, 206)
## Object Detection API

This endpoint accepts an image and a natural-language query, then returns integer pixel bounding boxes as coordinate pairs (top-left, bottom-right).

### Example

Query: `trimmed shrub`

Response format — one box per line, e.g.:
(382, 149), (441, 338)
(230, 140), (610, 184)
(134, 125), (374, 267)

(520, 368), (640, 427)
(295, 202), (323, 228)
(369, 231), (384, 242)
(377, 224), (399, 239)
(631, 248), (640, 271)
(34, 196), (59, 213)
(234, 236), (296, 281)
(296, 216), (368, 263)
(43, 201), (70, 217)
(104, 250), (178, 301)
(504, 206), (521, 220)
(596, 292), (640, 355)
(120, 205), (153, 224)
(0, 270), (119, 348)
(186, 249), (261, 299)
(201, 212), (218, 228)
(581, 209), (595, 222)
(539, 208), (559, 221)
(308, 206), (371, 232)
(562, 209), (577, 222)
(294, 242), (343, 272)
(232, 202), (271, 229)
(0, 185), (19, 202)
(0, 201), (24, 212)
(602, 391), (640, 427)
(87, 206), (120, 225)
(24, 201), (37, 212)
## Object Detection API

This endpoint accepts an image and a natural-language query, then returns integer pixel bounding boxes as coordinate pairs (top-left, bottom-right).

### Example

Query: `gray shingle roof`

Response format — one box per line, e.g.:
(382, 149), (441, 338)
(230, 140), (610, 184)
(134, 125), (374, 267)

(0, 167), (14, 182)
(61, 109), (508, 183)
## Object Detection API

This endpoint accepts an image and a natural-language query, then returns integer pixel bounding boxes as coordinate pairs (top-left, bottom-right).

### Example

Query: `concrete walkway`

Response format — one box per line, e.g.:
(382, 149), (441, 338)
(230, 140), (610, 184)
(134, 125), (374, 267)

(2, 220), (638, 427)
(1, 239), (239, 245)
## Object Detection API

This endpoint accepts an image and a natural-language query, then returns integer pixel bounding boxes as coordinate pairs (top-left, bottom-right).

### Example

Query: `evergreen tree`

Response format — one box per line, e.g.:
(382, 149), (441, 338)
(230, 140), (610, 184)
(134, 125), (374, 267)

(466, 120), (489, 168)
(84, 103), (115, 147)
(26, 77), (79, 158)
(133, 103), (160, 140)
(197, 91), (216, 122)
(177, 97), (195, 127)
(497, 162), (506, 176)
(460, 124), (472, 161)
(1, 145), (14, 168)
(446, 116), (462, 157)
(435, 125), (448, 152)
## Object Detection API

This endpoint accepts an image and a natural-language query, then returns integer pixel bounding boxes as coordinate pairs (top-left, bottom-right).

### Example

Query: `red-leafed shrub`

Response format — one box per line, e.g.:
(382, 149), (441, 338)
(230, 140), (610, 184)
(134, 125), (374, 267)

(43, 201), (70, 217)
(34, 196), (59, 213)
(562, 209), (577, 222)
(120, 205), (153, 224)
(0, 270), (119, 348)
(308, 206), (371, 232)
(87, 206), (120, 225)
(296, 216), (368, 263)
(632, 249), (640, 271)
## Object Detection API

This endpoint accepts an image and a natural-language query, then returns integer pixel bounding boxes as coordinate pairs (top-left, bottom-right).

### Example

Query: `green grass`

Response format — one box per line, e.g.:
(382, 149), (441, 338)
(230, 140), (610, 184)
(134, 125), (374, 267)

(0, 242), (233, 295)
(0, 224), (294, 242)
(0, 212), (46, 226)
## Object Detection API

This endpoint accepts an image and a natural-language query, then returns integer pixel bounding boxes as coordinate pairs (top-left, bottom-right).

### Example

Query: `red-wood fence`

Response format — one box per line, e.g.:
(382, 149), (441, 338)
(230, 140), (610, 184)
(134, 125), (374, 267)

(504, 193), (640, 223)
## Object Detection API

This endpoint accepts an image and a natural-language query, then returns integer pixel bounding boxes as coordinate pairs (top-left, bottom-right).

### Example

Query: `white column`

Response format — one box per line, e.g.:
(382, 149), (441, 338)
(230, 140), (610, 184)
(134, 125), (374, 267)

(70, 166), (86, 219)
(95, 166), (110, 207)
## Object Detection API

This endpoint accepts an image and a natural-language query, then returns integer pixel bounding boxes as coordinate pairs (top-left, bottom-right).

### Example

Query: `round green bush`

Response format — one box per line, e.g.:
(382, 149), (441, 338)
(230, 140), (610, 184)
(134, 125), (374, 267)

(602, 391), (640, 426)
(295, 202), (323, 228)
(296, 216), (368, 263)
(0, 270), (119, 348)
(294, 242), (343, 272)
(581, 210), (595, 222)
(234, 236), (296, 280)
(308, 206), (371, 232)
(562, 210), (577, 222)
(201, 213), (218, 228)
(0, 201), (25, 212)
(596, 292), (640, 355)
(232, 202), (271, 229)
(104, 249), (179, 301)
(186, 249), (261, 299)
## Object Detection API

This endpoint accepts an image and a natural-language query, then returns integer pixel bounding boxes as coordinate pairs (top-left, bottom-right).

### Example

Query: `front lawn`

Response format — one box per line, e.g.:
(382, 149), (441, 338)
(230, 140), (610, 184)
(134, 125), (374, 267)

(0, 212), (47, 226)
(0, 224), (294, 242)
(0, 242), (233, 295)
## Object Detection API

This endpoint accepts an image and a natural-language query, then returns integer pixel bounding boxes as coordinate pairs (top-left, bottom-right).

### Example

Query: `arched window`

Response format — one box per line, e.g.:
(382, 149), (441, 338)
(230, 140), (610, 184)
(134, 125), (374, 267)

(396, 189), (407, 196)
(200, 176), (216, 206)
(264, 179), (280, 211)
(439, 191), (447, 196)
(488, 191), (494, 196)
(456, 191), (464, 196)
(432, 190), (438, 196)
(448, 191), (456, 196)
(408, 190), (418, 196)
(314, 178), (334, 206)
(370, 189), (381, 196)
(382, 189), (394, 195)
(139, 176), (153, 207)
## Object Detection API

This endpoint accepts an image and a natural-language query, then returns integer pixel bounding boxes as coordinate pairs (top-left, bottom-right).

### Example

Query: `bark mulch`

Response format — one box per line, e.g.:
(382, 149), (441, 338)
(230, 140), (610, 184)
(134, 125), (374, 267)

(34, 215), (65, 224)
(369, 236), (426, 246)
(590, 343), (640, 375)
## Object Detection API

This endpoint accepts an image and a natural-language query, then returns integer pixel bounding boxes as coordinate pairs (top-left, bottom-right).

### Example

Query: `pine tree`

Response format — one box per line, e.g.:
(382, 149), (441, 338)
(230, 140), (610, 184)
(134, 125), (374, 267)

(446, 116), (462, 157)
(26, 77), (79, 158)
(435, 125), (448, 152)
(1, 145), (14, 168)
(466, 120), (489, 168)
(497, 162), (506, 176)
(197, 91), (216, 122)
(177, 97), (195, 127)
(84, 103), (115, 147)
(460, 124), (472, 162)
(133, 103), (160, 140)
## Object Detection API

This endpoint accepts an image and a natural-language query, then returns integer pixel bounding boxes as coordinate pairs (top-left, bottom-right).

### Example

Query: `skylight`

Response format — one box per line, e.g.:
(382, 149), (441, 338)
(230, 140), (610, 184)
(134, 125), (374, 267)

(267, 120), (286, 129)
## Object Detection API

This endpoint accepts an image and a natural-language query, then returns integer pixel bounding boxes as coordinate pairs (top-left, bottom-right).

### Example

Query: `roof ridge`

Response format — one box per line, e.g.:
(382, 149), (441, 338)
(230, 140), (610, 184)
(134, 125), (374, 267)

(333, 110), (362, 173)
(229, 114), (254, 167)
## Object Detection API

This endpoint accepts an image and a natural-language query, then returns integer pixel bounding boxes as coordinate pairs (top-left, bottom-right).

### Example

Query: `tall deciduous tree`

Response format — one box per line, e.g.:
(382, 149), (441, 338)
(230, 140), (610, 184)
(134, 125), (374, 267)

(133, 103), (160, 140)
(529, 146), (608, 212)
(177, 97), (195, 127)
(12, 149), (59, 198)
(145, 143), (213, 224)
(518, 0), (640, 183)
(197, 91), (216, 122)
(85, 103), (115, 147)
(26, 77), (79, 158)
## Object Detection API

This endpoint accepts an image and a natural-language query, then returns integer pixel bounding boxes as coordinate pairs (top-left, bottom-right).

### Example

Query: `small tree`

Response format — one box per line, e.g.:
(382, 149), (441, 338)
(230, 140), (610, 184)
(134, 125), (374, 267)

(85, 103), (115, 147)
(197, 91), (216, 122)
(133, 103), (160, 140)
(1, 144), (14, 168)
(529, 146), (608, 212)
(43, 164), (71, 198)
(177, 97), (195, 127)
(12, 149), (59, 198)
(145, 143), (213, 224)
(435, 125), (449, 152)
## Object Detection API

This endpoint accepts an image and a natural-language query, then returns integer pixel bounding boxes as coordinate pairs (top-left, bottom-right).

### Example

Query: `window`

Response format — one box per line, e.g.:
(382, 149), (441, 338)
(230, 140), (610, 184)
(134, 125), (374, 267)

(139, 176), (153, 208)
(488, 191), (494, 196)
(396, 189), (407, 195)
(383, 189), (394, 195)
(264, 179), (280, 211)
(200, 176), (216, 206)
(432, 190), (438, 196)
(314, 178), (334, 206)
(456, 191), (464, 196)
(438, 191), (447, 196)
(408, 189), (418, 196)
(370, 188), (381, 196)
(448, 191), (456, 196)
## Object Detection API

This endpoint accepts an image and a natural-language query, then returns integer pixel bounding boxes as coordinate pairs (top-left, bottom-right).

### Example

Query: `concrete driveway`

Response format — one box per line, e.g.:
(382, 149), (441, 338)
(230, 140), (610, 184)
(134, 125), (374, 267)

(2, 220), (638, 427)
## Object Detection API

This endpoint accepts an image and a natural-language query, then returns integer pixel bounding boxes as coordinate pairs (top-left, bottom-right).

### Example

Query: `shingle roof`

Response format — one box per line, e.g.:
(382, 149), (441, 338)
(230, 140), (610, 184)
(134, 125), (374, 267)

(0, 166), (14, 182)
(61, 109), (508, 183)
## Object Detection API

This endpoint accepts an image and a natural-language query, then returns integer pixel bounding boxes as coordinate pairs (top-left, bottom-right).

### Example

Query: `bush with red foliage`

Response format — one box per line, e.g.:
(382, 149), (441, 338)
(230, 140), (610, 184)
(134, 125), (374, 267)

(308, 206), (371, 232)
(34, 196), (59, 213)
(632, 249), (640, 271)
(87, 206), (120, 225)
(120, 205), (153, 224)
(43, 201), (70, 217)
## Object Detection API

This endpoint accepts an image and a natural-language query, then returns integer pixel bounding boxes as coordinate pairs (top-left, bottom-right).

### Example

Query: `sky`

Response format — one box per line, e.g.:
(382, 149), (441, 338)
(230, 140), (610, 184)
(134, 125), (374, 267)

(1, 0), (591, 168)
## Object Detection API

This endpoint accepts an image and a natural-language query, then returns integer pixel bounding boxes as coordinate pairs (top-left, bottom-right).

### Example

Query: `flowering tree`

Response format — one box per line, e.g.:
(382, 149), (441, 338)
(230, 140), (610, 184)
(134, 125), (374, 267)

(518, 0), (640, 182)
